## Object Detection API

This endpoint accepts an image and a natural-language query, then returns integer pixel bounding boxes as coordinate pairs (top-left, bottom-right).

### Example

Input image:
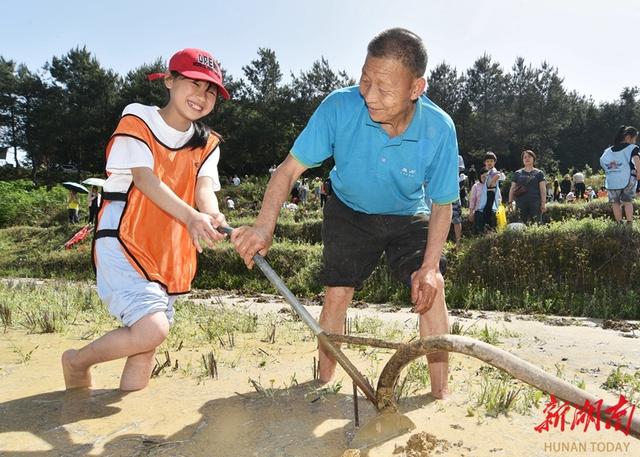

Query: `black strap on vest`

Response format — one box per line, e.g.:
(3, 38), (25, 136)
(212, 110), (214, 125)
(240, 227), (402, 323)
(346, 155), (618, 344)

(102, 192), (128, 202)
(95, 229), (119, 239)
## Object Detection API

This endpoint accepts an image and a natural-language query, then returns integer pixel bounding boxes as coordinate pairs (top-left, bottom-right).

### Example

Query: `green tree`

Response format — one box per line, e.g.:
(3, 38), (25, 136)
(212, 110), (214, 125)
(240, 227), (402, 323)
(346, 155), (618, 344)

(48, 46), (121, 173)
(0, 57), (21, 166)
(118, 58), (167, 111)
(464, 54), (508, 155)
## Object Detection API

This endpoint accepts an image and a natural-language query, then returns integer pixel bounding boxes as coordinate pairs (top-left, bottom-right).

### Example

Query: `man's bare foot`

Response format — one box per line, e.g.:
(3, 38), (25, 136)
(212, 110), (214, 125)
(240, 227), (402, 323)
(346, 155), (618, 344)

(318, 354), (336, 383)
(62, 349), (92, 389)
(430, 388), (449, 400)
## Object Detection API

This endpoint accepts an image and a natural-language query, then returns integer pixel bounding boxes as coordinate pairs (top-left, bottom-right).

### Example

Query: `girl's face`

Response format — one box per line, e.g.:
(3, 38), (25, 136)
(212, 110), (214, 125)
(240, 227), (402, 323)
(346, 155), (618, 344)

(522, 152), (534, 166)
(165, 75), (218, 123)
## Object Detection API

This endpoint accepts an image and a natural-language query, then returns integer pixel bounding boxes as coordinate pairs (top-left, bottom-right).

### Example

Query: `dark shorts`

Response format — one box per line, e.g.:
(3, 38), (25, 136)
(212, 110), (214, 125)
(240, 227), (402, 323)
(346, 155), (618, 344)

(320, 195), (445, 289)
(451, 200), (462, 225)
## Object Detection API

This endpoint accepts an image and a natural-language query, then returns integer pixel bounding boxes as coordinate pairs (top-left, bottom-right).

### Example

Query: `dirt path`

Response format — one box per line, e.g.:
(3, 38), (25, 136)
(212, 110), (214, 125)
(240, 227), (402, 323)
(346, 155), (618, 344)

(1, 292), (638, 456)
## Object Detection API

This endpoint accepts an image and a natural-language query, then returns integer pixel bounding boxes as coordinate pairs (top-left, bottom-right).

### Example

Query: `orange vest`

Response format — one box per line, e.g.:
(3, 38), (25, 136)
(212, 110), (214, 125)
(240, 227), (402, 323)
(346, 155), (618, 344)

(96, 114), (220, 294)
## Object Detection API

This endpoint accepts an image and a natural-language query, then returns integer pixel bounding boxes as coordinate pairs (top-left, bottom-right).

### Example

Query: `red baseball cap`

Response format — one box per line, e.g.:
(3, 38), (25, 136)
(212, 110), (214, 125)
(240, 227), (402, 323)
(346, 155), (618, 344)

(148, 48), (230, 100)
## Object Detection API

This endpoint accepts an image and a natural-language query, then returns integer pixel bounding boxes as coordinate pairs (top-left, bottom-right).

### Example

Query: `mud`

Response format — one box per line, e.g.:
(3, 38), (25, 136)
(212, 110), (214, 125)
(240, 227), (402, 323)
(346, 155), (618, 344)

(1, 294), (639, 456)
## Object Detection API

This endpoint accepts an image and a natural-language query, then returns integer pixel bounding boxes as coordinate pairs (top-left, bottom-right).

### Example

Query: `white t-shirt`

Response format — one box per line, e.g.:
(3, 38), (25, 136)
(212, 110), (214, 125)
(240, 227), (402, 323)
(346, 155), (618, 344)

(103, 103), (221, 193)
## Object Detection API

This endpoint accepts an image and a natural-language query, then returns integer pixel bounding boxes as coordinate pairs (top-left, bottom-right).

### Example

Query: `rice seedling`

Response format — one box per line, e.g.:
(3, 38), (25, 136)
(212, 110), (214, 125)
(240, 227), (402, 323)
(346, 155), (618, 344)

(248, 377), (276, 398)
(10, 341), (39, 364)
(151, 351), (172, 378)
(201, 351), (218, 380)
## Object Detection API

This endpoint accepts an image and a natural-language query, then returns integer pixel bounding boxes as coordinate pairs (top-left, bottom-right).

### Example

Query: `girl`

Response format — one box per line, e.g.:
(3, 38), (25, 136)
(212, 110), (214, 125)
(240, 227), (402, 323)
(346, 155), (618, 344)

(468, 167), (488, 234)
(62, 48), (229, 391)
(600, 125), (640, 223)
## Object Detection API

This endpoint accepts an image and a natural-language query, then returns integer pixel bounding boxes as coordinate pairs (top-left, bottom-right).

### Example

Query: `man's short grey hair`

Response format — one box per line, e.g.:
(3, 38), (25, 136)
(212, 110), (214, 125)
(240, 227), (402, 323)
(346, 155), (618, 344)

(367, 28), (428, 77)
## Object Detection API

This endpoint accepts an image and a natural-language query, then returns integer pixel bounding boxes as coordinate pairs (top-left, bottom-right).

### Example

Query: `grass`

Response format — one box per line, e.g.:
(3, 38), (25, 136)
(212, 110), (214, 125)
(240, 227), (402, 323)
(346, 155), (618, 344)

(449, 320), (520, 345)
(601, 366), (640, 405)
(395, 361), (431, 403)
(468, 366), (543, 418)
(0, 279), (109, 335)
(2, 217), (640, 318)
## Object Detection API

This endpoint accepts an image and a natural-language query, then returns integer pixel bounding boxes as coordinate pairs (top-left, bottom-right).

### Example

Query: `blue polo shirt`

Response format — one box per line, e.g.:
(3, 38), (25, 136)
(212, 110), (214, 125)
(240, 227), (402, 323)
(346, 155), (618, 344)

(290, 86), (459, 215)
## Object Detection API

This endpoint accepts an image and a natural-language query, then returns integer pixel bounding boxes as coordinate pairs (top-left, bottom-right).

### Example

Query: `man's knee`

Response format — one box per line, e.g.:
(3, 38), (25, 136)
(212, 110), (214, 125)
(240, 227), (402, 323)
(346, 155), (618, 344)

(323, 287), (354, 309)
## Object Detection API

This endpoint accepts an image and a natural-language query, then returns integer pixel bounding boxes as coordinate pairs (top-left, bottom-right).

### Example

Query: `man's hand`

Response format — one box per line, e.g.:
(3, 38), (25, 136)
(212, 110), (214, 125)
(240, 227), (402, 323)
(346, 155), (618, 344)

(230, 225), (273, 269)
(410, 265), (445, 314)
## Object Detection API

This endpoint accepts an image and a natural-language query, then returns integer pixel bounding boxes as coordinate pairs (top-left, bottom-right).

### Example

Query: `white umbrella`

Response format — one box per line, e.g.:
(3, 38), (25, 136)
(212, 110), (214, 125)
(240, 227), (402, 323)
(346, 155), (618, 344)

(82, 177), (106, 187)
(62, 182), (89, 194)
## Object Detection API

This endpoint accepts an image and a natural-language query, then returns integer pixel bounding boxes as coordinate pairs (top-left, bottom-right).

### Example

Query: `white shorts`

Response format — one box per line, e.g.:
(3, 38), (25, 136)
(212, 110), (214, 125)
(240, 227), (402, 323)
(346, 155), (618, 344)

(95, 202), (176, 327)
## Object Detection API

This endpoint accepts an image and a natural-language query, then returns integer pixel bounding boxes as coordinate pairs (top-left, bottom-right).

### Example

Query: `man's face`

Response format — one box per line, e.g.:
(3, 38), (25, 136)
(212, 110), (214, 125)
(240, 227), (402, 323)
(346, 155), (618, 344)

(358, 55), (423, 127)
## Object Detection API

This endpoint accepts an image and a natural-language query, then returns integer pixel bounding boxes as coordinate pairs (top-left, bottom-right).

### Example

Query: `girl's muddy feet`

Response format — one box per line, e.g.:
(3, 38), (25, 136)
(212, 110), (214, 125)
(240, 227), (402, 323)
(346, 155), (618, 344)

(62, 349), (92, 389)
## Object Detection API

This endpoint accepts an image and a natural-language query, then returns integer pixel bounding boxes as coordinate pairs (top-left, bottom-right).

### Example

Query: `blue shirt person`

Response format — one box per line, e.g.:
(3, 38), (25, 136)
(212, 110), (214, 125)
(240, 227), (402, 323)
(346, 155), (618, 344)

(230, 28), (458, 399)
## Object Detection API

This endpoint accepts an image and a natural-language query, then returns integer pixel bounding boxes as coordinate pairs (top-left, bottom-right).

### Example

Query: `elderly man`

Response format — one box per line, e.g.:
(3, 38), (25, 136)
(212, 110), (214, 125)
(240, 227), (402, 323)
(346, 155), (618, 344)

(231, 28), (459, 398)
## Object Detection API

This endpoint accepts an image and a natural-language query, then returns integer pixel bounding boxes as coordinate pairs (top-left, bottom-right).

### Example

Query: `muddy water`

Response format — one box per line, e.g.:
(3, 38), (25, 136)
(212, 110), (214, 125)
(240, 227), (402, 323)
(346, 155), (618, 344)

(2, 305), (640, 456)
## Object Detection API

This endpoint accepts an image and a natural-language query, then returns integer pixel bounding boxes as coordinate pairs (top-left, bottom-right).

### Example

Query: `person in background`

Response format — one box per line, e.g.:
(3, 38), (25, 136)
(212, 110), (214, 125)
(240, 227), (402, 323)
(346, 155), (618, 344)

(225, 196), (235, 210)
(313, 177), (322, 200)
(467, 164), (477, 188)
(449, 154), (465, 245)
(600, 125), (640, 223)
(268, 164), (277, 175)
(232, 174), (241, 186)
(552, 179), (560, 202)
(320, 177), (331, 207)
(68, 190), (80, 224)
(560, 174), (572, 200)
(88, 186), (101, 225)
(573, 170), (585, 199)
(597, 186), (608, 199)
(482, 151), (502, 229)
(299, 178), (309, 204)
(468, 167), (493, 233)
(507, 149), (546, 224)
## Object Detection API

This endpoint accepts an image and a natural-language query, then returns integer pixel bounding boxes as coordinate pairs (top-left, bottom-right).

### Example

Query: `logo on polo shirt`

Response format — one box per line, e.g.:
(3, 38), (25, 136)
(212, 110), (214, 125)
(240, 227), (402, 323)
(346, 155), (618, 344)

(400, 167), (417, 177)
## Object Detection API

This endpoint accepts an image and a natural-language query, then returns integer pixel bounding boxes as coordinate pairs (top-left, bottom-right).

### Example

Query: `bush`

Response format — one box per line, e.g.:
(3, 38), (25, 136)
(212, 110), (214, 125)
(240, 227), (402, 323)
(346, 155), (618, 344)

(2, 214), (639, 319)
(447, 218), (640, 318)
(0, 180), (84, 228)
(543, 199), (639, 222)
(195, 240), (323, 296)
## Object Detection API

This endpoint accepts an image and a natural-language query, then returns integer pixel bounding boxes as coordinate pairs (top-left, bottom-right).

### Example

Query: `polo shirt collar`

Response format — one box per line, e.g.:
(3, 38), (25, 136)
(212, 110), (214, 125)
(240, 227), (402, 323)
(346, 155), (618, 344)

(364, 99), (422, 143)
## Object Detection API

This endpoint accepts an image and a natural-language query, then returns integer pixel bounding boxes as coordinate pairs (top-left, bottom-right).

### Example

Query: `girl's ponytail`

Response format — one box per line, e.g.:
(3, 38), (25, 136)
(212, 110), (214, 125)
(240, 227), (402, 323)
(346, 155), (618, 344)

(613, 125), (638, 145)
